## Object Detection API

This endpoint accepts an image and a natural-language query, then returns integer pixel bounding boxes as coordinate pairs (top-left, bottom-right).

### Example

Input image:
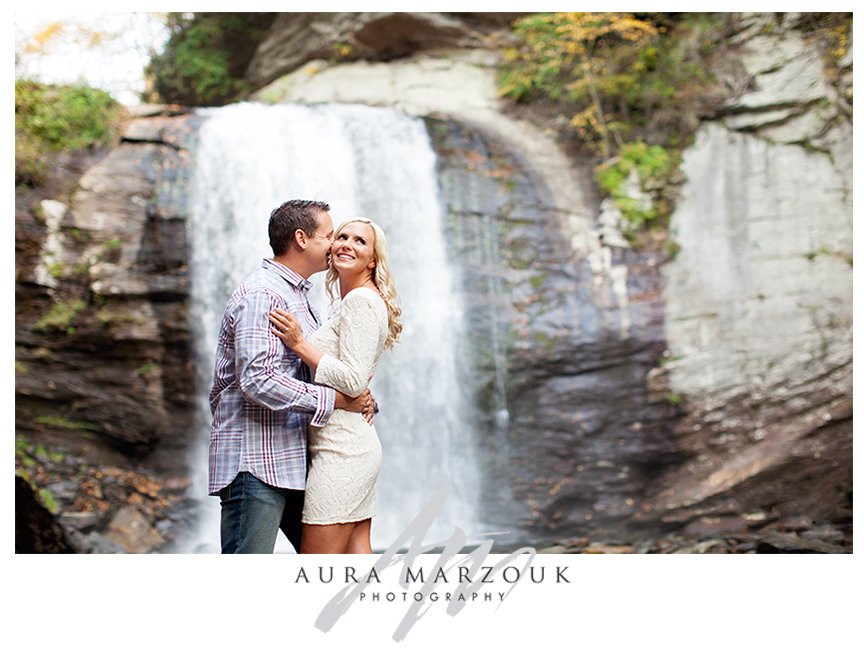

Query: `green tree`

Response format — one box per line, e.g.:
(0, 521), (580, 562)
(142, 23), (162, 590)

(144, 13), (275, 106)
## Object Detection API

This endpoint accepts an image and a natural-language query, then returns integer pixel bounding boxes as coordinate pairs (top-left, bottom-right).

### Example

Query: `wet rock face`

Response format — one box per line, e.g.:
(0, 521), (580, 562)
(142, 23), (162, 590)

(15, 106), (201, 551)
(426, 118), (677, 544)
(16, 110), (199, 454)
(646, 14), (853, 534)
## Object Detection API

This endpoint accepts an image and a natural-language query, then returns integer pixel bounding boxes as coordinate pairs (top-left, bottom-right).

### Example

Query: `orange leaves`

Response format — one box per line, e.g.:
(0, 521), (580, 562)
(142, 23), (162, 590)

(130, 475), (162, 498)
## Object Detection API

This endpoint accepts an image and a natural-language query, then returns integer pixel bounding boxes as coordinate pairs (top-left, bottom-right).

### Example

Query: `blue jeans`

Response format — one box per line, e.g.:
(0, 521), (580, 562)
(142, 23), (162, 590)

(219, 471), (305, 553)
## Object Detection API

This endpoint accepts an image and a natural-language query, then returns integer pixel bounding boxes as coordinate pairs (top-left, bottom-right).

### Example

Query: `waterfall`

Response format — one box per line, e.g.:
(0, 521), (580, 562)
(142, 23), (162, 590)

(184, 102), (485, 552)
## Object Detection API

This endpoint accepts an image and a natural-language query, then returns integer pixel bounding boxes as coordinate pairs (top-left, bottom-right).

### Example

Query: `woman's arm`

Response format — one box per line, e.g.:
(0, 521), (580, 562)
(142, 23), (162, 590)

(268, 308), (324, 370)
(313, 292), (386, 397)
(270, 292), (385, 397)
(268, 306), (376, 421)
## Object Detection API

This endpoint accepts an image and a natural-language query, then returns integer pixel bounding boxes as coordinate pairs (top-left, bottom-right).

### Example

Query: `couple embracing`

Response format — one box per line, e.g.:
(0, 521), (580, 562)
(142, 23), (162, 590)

(207, 199), (402, 554)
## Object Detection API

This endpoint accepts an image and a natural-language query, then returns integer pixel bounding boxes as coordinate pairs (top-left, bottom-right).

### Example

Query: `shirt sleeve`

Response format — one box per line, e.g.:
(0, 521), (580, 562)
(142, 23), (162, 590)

(314, 291), (385, 398)
(234, 288), (335, 425)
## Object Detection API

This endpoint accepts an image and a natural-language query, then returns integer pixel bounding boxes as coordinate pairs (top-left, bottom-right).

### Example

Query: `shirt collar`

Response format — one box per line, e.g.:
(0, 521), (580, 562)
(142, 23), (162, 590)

(262, 258), (313, 292)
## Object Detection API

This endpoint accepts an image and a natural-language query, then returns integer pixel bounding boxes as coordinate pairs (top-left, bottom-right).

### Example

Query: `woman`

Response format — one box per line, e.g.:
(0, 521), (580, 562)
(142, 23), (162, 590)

(268, 218), (402, 554)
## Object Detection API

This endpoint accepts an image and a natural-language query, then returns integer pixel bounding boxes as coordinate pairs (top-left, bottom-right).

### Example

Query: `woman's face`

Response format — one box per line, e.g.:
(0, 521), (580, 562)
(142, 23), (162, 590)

(331, 221), (376, 277)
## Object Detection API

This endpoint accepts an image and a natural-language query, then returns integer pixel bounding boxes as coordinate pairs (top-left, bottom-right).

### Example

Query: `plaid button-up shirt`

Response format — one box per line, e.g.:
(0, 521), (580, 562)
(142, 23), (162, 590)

(208, 258), (335, 495)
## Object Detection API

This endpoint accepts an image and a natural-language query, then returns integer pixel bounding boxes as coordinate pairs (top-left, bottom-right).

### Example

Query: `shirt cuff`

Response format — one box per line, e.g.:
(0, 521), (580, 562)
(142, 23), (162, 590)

(310, 384), (335, 427)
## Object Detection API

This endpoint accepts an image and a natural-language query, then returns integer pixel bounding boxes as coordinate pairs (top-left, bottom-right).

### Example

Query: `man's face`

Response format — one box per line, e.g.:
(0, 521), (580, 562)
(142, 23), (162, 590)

(308, 211), (335, 273)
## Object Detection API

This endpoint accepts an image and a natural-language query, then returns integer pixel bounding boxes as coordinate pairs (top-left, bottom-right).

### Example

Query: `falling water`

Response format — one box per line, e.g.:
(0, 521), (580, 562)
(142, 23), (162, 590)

(184, 102), (484, 552)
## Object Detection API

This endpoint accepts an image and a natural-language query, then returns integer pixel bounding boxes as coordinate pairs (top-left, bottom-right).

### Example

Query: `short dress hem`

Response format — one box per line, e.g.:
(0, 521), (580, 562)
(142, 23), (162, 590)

(301, 511), (376, 526)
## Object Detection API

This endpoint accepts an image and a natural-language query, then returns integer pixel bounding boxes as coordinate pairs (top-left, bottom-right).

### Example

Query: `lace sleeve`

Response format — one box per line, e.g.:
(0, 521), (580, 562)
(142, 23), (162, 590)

(314, 290), (386, 397)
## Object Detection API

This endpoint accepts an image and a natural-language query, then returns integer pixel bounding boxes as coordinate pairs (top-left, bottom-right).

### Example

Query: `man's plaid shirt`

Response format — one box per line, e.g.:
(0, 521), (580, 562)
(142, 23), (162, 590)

(208, 258), (335, 495)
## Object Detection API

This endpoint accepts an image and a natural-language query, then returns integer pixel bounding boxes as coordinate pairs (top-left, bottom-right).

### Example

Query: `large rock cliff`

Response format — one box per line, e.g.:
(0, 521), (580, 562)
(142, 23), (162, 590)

(15, 12), (851, 552)
(643, 13), (852, 537)
(15, 106), (201, 552)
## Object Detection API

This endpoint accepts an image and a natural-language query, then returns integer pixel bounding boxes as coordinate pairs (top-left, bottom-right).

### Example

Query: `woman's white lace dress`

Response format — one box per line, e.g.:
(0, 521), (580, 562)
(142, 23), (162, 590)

(302, 287), (388, 525)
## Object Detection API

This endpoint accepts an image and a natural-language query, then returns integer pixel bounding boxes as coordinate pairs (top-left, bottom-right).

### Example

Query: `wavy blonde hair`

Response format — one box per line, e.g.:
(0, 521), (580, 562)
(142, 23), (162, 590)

(325, 218), (403, 349)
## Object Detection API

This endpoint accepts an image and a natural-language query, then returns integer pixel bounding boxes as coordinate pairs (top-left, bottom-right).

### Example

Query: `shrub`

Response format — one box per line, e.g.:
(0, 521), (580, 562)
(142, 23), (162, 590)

(595, 141), (680, 227)
(498, 12), (731, 233)
(500, 13), (729, 154)
(15, 79), (122, 186)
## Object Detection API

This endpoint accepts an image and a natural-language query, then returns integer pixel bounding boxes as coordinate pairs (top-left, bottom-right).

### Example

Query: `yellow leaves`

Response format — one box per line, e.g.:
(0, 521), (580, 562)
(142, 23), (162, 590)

(564, 41), (582, 56)
(21, 19), (118, 56)
(546, 12), (657, 49)
(565, 76), (591, 96)
(88, 31), (105, 48)
(503, 10), (728, 170)
(503, 47), (521, 63)
(610, 16), (659, 42)
(829, 24), (850, 60)
(24, 22), (65, 54)
(569, 107), (595, 129)
(331, 42), (353, 58)
(570, 106), (602, 138)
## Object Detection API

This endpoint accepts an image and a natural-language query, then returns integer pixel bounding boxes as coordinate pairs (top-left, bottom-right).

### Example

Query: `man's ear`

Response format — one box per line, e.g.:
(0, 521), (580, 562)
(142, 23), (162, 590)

(294, 229), (308, 250)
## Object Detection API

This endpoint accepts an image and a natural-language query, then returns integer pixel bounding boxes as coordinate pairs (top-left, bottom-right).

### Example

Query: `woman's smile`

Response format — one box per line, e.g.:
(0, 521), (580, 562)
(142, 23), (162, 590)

(331, 221), (376, 274)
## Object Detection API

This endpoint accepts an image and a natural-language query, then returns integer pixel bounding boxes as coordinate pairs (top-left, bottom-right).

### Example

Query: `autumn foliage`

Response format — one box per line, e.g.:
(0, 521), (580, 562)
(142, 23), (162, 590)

(498, 13), (728, 157)
(497, 12), (733, 231)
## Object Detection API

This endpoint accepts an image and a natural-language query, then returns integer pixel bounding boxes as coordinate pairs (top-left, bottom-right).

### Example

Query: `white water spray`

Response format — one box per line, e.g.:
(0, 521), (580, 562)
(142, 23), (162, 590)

(184, 102), (484, 552)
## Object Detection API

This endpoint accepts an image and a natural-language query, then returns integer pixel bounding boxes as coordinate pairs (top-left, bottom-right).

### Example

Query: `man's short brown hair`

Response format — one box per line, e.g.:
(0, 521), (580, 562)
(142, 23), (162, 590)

(268, 199), (330, 255)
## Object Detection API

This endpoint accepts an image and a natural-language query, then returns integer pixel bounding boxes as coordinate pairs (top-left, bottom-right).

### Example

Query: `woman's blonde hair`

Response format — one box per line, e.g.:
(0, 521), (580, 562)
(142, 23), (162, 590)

(325, 218), (403, 349)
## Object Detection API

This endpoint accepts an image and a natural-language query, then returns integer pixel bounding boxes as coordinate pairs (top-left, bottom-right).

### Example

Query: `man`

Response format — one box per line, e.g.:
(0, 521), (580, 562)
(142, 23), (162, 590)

(208, 199), (374, 553)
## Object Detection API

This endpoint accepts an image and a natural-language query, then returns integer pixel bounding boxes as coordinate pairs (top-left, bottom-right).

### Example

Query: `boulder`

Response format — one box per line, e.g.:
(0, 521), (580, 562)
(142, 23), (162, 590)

(103, 506), (165, 553)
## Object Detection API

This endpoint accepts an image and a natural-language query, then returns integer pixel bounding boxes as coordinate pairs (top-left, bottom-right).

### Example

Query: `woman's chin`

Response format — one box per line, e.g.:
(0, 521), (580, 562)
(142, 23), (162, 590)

(331, 261), (355, 275)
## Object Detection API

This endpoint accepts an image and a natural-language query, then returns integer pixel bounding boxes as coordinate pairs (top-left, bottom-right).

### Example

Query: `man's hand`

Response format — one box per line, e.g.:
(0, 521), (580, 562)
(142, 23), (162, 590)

(334, 389), (375, 425)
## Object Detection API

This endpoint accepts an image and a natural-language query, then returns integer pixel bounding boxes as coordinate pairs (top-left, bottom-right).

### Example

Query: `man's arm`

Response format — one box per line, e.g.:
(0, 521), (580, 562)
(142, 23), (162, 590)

(234, 289), (335, 427)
